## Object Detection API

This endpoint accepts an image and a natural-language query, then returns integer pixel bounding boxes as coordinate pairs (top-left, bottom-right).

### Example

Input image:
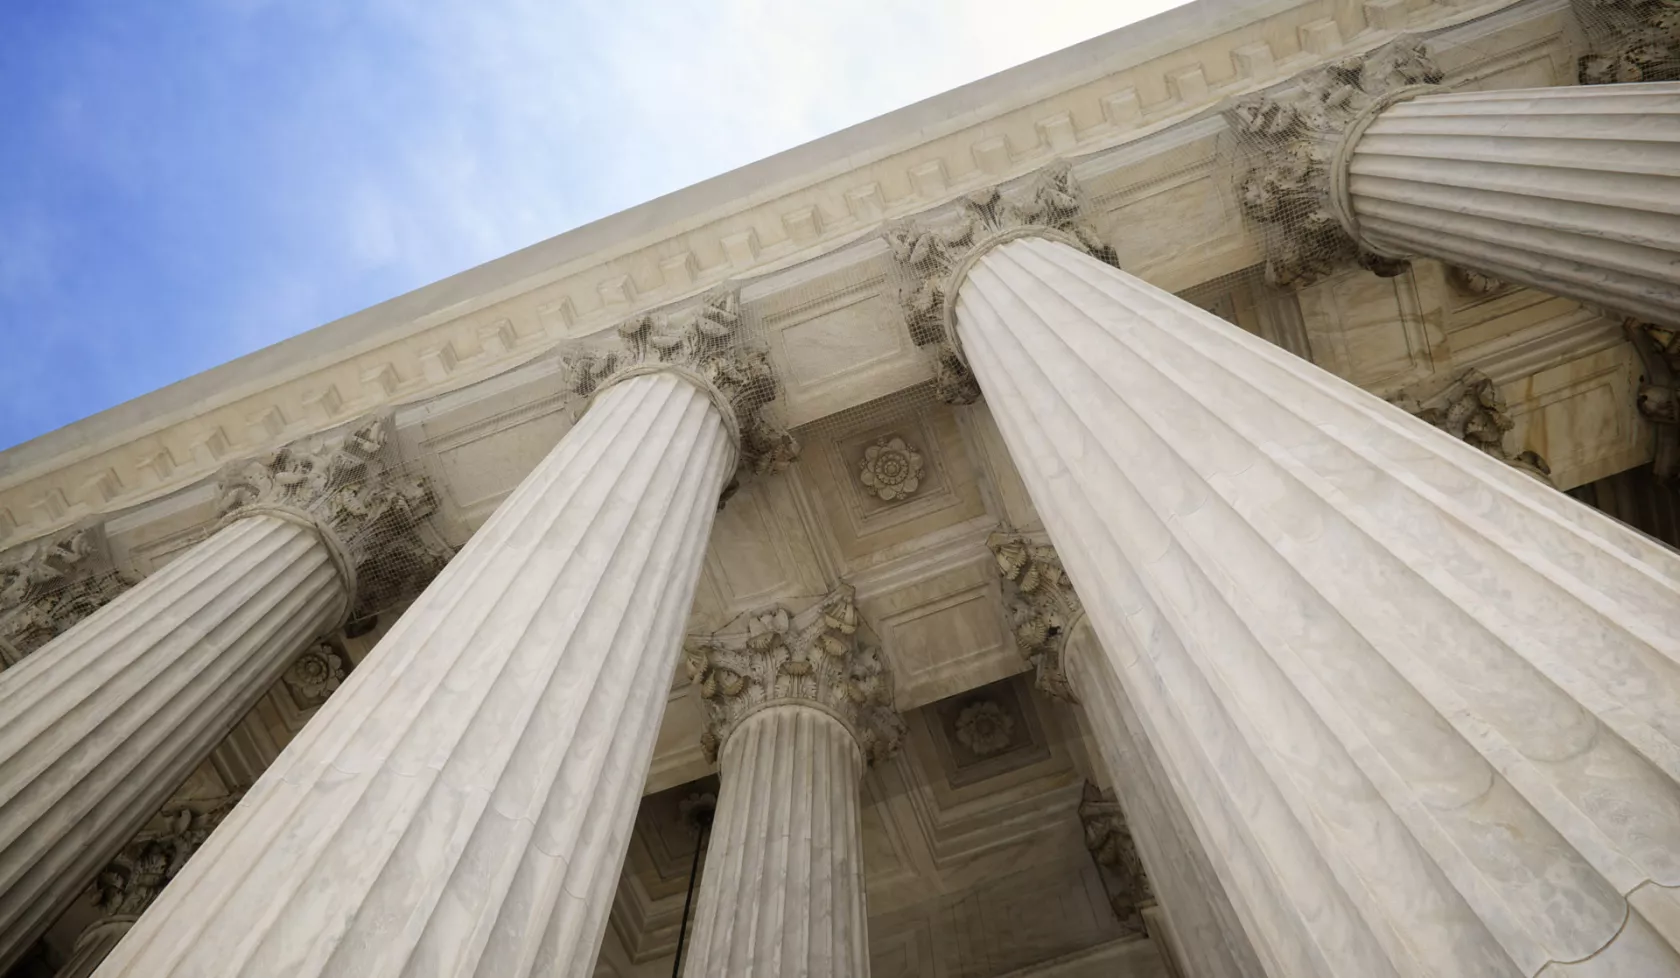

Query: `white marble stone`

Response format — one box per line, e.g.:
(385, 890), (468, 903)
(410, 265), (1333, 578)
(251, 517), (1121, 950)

(0, 513), (345, 972)
(1064, 622), (1262, 978)
(681, 706), (869, 978)
(953, 233), (1680, 976)
(92, 370), (736, 978)
(1341, 82), (1680, 327)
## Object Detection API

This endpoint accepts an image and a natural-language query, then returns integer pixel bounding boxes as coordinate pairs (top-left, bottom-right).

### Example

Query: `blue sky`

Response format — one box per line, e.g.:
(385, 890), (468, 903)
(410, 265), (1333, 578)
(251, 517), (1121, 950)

(0, 0), (1181, 451)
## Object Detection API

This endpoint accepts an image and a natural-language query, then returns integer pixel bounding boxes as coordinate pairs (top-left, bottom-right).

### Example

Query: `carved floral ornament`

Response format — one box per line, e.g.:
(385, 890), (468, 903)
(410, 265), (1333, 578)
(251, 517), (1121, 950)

(283, 640), (349, 705)
(562, 286), (799, 496)
(683, 585), (905, 766)
(987, 530), (1082, 703)
(884, 161), (1120, 405)
(858, 435), (924, 502)
(1226, 38), (1442, 290)
(215, 415), (450, 624)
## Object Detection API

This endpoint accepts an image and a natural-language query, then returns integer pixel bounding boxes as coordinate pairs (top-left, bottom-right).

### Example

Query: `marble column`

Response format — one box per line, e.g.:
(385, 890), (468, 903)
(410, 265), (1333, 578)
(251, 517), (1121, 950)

(679, 587), (904, 978)
(1229, 40), (1680, 326)
(988, 531), (1262, 978)
(92, 290), (797, 978)
(891, 176), (1680, 973)
(0, 415), (411, 972)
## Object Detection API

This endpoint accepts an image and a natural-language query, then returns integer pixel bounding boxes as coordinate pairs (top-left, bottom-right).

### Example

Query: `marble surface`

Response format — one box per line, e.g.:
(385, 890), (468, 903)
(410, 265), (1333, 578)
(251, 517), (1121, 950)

(0, 514), (343, 973)
(681, 706), (869, 978)
(1346, 83), (1680, 328)
(955, 234), (1680, 977)
(91, 371), (735, 978)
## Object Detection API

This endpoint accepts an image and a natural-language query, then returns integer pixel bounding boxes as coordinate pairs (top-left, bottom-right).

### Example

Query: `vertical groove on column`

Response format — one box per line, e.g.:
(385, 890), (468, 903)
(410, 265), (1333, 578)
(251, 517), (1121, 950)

(682, 706), (866, 978)
(953, 235), (1680, 977)
(0, 515), (344, 972)
(94, 372), (736, 978)
(1346, 83), (1680, 325)
(1063, 627), (1264, 978)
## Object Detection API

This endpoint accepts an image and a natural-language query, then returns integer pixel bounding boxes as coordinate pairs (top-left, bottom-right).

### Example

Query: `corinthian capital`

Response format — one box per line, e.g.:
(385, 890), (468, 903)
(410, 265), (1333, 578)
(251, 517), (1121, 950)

(885, 161), (1118, 405)
(684, 585), (905, 765)
(1079, 782), (1152, 936)
(988, 530), (1083, 703)
(90, 793), (243, 918)
(1226, 38), (1442, 290)
(216, 415), (450, 623)
(0, 526), (130, 668)
(1628, 318), (1680, 483)
(1388, 368), (1553, 482)
(563, 287), (799, 490)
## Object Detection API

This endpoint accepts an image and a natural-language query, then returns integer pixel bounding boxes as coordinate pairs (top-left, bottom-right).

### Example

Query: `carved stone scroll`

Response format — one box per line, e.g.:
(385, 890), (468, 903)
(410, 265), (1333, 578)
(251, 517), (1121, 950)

(1629, 318), (1680, 483)
(684, 584), (904, 765)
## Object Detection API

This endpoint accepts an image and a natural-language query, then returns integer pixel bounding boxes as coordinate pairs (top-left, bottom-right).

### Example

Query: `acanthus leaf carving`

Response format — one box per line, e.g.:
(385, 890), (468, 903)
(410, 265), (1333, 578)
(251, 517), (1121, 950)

(563, 287), (799, 496)
(683, 584), (904, 766)
(0, 526), (130, 669)
(90, 792), (244, 919)
(1574, 0), (1680, 85)
(215, 414), (451, 623)
(1227, 38), (1442, 290)
(987, 529), (1082, 703)
(886, 161), (1118, 405)
(1389, 368), (1553, 482)
(1079, 782), (1152, 937)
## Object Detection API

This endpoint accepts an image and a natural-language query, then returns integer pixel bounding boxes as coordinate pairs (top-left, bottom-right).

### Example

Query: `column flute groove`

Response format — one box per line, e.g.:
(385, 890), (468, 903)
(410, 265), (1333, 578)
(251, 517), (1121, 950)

(0, 412), (416, 974)
(91, 288), (796, 978)
(889, 163), (1680, 975)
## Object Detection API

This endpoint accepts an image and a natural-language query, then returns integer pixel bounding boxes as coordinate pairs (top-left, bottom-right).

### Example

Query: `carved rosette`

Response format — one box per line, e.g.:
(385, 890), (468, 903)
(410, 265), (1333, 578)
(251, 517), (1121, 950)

(885, 161), (1119, 405)
(987, 530), (1082, 703)
(1629, 319), (1680, 483)
(1079, 782), (1152, 937)
(1447, 265), (1514, 297)
(89, 793), (243, 919)
(282, 640), (349, 706)
(1575, 0), (1680, 84)
(954, 698), (1014, 756)
(0, 527), (130, 669)
(1226, 38), (1441, 290)
(1388, 368), (1553, 482)
(563, 287), (799, 495)
(684, 585), (904, 766)
(215, 415), (449, 623)
(858, 435), (924, 501)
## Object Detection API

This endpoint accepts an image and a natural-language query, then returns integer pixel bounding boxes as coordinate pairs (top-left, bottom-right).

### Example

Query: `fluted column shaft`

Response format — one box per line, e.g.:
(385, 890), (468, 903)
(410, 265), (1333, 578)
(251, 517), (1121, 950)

(94, 370), (736, 978)
(682, 706), (869, 978)
(0, 514), (346, 972)
(1063, 623), (1262, 978)
(954, 233), (1680, 976)
(1339, 82), (1680, 326)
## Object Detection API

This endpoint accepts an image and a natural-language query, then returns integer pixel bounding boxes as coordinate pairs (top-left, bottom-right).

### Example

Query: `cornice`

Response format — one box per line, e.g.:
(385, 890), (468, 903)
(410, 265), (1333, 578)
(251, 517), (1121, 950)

(0, 0), (1542, 548)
